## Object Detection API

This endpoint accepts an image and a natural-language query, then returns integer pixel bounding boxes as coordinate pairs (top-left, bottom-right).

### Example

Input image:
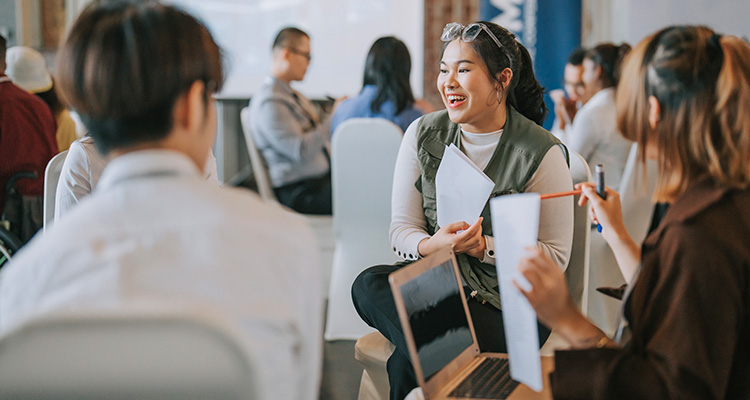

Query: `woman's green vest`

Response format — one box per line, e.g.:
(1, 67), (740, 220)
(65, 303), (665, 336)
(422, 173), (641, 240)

(414, 106), (568, 310)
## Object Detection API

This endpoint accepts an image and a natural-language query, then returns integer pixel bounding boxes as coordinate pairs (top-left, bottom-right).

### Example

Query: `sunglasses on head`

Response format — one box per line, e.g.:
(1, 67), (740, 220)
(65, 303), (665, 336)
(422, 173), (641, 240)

(441, 22), (513, 70)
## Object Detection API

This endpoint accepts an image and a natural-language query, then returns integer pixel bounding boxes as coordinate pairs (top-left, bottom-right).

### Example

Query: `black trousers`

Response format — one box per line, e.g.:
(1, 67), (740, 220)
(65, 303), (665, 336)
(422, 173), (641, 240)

(273, 173), (332, 215)
(352, 264), (551, 400)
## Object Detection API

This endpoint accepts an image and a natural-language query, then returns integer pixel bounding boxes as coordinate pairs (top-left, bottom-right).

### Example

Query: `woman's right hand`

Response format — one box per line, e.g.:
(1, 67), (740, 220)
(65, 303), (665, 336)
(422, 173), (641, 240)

(418, 217), (484, 258)
(576, 182), (643, 283)
(575, 182), (626, 244)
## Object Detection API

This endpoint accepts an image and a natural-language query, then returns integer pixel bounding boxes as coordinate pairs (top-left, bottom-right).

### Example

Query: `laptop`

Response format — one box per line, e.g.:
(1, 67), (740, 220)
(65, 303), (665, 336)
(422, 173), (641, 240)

(389, 246), (550, 400)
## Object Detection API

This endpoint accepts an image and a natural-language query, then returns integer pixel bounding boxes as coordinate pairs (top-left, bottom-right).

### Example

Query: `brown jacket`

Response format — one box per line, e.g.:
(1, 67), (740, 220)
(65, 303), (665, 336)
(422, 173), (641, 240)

(551, 177), (750, 399)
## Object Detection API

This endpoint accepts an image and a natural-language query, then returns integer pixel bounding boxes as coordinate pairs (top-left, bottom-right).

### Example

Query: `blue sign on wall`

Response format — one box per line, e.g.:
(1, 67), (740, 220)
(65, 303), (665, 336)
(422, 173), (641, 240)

(480, 0), (582, 130)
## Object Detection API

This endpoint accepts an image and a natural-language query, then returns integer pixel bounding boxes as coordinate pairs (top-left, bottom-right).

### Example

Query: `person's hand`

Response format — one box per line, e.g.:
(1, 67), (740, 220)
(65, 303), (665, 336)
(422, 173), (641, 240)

(550, 89), (575, 130)
(553, 103), (568, 131)
(517, 247), (614, 349)
(576, 182), (641, 282)
(575, 182), (627, 244)
(451, 217), (485, 259)
(418, 217), (485, 258)
(550, 91), (568, 130)
(515, 247), (579, 331)
(563, 99), (578, 122)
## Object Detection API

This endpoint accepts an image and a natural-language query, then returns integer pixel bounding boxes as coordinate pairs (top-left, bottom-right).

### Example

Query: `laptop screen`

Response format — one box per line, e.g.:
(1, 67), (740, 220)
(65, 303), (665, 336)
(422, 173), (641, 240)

(399, 259), (474, 380)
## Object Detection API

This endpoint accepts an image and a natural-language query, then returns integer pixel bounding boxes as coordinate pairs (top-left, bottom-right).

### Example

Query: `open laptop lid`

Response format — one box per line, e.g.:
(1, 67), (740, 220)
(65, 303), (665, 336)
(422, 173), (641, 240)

(388, 246), (481, 397)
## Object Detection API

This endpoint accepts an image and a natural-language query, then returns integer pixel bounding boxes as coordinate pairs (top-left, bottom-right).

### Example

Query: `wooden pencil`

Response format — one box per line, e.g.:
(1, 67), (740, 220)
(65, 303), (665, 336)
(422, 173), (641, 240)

(539, 189), (582, 200)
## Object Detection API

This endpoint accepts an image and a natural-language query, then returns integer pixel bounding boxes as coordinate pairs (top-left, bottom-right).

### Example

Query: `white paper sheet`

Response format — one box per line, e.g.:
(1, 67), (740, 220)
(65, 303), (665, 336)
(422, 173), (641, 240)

(489, 193), (543, 392)
(435, 144), (495, 228)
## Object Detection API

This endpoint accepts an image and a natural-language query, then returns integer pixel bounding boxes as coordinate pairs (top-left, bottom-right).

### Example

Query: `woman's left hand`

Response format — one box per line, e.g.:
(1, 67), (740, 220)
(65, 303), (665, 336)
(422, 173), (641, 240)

(514, 247), (579, 331)
(452, 217), (485, 259)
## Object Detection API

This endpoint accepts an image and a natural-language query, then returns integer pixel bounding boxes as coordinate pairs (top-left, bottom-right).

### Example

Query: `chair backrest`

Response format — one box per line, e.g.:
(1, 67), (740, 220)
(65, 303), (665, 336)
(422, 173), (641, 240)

(324, 118), (402, 340)
(0, 310), (257, 400)
(239, 107), (277, 203)
(586, 142), (658, 335)
(43, 150), (68, 233)
(618, 142), (659, 245)
(566, 151), (592, 313)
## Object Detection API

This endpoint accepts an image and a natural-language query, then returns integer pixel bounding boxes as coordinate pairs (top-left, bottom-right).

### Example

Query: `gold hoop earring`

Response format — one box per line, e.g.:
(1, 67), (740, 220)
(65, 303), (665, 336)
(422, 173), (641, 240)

(496, 88), (503, 104)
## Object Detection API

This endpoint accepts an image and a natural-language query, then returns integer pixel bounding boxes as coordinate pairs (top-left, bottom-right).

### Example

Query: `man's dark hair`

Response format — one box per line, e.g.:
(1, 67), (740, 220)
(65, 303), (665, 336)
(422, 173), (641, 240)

(567, 47), (587, 66)
(55, 1), (224, 155)
(363, 36), (415, 114)
(272, 27), (309, 51)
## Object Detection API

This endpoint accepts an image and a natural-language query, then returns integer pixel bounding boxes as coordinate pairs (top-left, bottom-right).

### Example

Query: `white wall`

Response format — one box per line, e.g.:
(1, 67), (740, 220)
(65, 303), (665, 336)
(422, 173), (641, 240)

(170, 0), (424, 99)
(584, 0), (750, 46)
(628, 0), (749, 43)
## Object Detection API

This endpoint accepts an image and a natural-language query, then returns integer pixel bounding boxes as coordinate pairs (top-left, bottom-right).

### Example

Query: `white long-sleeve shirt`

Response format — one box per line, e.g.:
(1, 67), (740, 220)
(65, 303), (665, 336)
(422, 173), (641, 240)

(55, 136), (220, 222)
(557, 88), (632, 191)
(1, 150), (323, 400)
(390, 118), (574, 269)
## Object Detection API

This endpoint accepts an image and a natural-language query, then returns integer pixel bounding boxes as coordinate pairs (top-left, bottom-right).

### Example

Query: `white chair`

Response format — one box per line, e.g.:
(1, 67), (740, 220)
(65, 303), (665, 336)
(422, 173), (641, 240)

(540, 150), (591, 356)
(239, 108), (277, 204)
(0, 310), (257, 399)
(43, 150), (68, 233)
(325, 118), (402, 341)
(586, 142), (658, 336)
(564, 151), (592, 313)
(239, 107), (335, 293)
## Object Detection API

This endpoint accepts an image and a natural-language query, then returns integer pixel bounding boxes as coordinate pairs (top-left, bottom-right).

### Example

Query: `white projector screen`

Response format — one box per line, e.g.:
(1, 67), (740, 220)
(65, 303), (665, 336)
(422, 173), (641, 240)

(168, 0), (424, 99)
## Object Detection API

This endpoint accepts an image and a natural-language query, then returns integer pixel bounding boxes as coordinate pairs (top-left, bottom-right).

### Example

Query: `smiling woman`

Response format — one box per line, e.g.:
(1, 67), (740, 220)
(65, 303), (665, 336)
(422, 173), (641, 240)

(351, 20), (575, 399)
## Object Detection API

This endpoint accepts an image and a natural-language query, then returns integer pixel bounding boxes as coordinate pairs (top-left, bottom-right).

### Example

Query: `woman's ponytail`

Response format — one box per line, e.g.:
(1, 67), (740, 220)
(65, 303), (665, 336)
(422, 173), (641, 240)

(586, 43), (632, 88)
(464, 21), (548, 126)
(613, 43), (632, 87)
(507, 43), (548, 126)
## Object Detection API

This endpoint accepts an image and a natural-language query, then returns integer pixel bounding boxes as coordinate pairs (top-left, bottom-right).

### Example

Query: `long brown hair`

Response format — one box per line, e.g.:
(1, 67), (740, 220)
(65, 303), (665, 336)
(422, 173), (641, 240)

(616, 26), (750, 201)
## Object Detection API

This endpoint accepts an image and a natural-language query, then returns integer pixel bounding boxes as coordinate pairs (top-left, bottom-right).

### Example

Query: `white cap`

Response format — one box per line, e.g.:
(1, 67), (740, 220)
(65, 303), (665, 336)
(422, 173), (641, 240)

(5, 46), (53, 93)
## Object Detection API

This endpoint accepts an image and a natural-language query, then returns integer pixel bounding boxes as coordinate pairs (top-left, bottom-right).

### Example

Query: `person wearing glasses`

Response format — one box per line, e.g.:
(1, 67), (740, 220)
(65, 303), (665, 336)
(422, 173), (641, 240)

(557, 43), (633, 191)
(0, 4), (323, 400)
(352, 21), (574, 399)
(517, 26), (750, 399)
(248, 27), (339, 215)
(549, 47), (587, 137)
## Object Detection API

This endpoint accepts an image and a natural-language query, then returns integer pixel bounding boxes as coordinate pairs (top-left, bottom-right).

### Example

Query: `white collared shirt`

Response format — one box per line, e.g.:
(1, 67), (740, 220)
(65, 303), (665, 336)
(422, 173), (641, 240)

(559, 88), (632, 190)
(0, 150), (323, 400)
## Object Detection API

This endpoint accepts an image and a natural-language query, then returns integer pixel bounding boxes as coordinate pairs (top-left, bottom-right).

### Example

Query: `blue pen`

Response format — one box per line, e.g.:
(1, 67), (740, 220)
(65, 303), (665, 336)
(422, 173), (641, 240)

(595, 164), (606, 233)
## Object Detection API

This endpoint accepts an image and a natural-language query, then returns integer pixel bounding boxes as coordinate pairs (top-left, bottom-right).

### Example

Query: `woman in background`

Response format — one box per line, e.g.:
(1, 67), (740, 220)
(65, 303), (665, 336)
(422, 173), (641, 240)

(557, 43), (633, 190)
(518, 26), (750, 399)
(331, 36), (429, 134)
(5, 46), (77, 151)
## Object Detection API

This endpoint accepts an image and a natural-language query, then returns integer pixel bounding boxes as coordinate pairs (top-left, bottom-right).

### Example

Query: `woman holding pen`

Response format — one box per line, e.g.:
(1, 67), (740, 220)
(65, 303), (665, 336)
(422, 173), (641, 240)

(518, 26), (750, 399)
(352, 21), (574, 399)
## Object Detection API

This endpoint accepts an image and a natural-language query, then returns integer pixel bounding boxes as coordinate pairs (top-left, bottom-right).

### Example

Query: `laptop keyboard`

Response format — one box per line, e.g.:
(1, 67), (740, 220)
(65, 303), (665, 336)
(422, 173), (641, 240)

(448, 357), (520, 399)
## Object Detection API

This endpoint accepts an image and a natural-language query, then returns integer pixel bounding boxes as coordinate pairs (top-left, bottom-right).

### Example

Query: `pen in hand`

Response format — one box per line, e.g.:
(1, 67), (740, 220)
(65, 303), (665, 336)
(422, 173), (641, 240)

(595, 164), (606, 233)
